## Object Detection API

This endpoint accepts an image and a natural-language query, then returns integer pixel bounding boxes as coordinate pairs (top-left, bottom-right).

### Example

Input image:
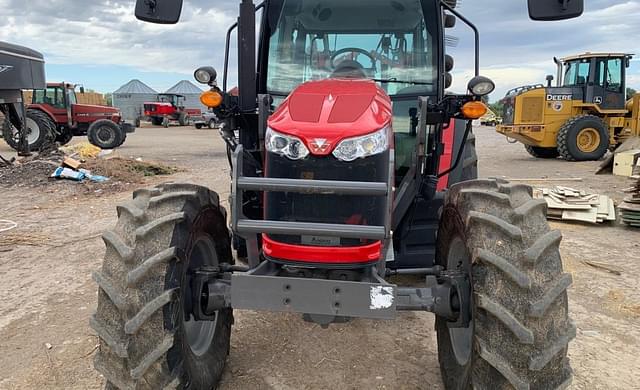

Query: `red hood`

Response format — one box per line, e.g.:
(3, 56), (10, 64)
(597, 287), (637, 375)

(268, 79), (392, 155)
(73, 104), (119, 114)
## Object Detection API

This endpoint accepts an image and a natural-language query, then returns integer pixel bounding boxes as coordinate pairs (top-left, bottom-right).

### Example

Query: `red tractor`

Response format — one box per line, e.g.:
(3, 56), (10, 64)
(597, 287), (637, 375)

(2, 82), (134, 151)
(143, 93), (199, 127)
(93, 1), (583, 389)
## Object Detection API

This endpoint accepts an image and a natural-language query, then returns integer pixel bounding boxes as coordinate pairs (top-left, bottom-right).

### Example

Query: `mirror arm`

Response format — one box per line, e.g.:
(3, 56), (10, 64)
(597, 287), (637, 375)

(223, 22), (239, 93)
(441, 1), (479, 76)
(223, 2), (264, 94)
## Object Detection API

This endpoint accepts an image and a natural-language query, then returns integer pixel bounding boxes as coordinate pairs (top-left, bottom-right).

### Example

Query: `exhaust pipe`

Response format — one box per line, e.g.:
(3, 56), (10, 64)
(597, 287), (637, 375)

(553, 57), (562, 87)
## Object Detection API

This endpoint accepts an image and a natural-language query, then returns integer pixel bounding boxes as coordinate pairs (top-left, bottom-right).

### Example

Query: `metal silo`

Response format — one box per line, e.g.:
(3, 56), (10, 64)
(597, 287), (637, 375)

(113, 80), (158, 126)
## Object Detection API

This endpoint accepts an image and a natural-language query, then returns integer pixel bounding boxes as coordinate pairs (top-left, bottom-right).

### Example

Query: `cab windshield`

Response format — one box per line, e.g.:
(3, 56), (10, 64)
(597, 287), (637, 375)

(563, 59), (590, 87)
(265, 0), (437, 97)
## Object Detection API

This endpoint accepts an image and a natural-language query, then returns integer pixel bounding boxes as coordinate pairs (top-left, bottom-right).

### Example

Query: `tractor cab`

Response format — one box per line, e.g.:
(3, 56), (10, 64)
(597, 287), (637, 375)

(557, 53), (633, 110)
(157, 93), (185, 109)
(263, 0), (439, 183)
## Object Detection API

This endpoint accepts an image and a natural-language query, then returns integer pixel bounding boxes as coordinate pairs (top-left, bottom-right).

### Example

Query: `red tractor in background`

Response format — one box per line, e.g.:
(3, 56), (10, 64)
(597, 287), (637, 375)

(143, 93), (200, 127)
(2, 82), (134, 151)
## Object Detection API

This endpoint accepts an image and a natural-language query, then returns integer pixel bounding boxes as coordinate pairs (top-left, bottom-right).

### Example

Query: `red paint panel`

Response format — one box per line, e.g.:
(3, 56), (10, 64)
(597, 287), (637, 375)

(328, 94), (374, 123)
(262, 235), (381, 264)
(437, 119), (456, 191)
(289, 93), (325, 123)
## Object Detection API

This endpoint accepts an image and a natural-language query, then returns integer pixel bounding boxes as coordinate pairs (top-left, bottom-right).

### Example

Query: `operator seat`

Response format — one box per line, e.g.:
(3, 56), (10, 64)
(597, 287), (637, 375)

(331, 60), (367, 79)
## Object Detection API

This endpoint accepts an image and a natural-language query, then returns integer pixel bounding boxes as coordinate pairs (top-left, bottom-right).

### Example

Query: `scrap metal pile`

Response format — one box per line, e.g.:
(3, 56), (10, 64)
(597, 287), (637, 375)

(620, 169), (640, 228)
(535, 186), (616, 224)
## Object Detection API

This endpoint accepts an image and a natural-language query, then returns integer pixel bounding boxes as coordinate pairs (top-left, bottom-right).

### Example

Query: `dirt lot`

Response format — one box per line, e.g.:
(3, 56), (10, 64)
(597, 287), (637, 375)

(0, 125), (638, 389)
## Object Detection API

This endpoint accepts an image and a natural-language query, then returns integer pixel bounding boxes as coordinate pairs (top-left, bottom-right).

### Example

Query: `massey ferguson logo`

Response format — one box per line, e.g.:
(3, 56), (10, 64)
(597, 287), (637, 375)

(0, 65), (14, 73)
(309, 138), (331, 154)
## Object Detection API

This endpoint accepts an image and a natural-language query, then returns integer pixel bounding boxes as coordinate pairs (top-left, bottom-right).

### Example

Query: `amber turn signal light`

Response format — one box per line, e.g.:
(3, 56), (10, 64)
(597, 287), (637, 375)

(460, 101), (487, 119)
(200, 90), (223, 108)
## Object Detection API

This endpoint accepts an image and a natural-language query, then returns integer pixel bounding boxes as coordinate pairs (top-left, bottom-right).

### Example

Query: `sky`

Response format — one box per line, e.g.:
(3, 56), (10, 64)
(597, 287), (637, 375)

(0, 0), (638, 101)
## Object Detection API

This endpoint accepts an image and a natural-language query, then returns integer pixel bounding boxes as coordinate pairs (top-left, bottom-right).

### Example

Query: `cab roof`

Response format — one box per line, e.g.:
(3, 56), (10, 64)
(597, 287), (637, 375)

(561, 52), (634, 62)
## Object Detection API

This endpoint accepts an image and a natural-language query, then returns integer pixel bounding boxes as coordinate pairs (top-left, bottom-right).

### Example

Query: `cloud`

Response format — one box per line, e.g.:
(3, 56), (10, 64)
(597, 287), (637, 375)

(0, 0), (638, 97)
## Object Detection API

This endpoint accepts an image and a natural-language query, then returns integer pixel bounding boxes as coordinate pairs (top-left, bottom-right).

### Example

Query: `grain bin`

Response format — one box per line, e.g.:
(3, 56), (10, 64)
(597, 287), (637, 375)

(113, 80), (158, 126)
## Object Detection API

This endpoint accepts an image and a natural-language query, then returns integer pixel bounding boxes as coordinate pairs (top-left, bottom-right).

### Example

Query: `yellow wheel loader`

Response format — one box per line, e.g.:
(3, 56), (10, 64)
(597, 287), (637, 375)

(496, 53), (640, 161)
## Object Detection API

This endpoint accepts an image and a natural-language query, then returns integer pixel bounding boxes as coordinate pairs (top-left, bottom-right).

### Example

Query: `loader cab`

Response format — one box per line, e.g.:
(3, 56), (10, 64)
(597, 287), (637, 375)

(561, 53), (632, 110)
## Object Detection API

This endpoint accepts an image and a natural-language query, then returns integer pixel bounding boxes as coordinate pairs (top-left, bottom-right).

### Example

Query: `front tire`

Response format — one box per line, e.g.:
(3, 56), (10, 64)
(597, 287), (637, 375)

(88, 119), (124, 149)
(557, 115), (609, 161)
(92, 183), (233, 389)
(436, 179), (574, 390)
(524, 145), (559, 159)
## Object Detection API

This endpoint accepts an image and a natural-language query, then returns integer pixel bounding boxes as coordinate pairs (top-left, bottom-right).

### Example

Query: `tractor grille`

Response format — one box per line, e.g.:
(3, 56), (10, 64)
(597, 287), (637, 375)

(264, 151), (389, 247)
(520, 96), (544, 123)
(144, 104), (157, 113)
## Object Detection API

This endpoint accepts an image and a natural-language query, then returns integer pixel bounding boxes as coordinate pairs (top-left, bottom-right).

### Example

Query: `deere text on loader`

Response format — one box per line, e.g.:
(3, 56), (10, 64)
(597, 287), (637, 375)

(497, 52), (640, 161)
(91, 1), (583, 389)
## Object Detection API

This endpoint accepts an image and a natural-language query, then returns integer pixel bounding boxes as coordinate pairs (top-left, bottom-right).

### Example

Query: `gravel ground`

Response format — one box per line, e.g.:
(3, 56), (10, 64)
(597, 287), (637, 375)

(0, 124), (638, 389)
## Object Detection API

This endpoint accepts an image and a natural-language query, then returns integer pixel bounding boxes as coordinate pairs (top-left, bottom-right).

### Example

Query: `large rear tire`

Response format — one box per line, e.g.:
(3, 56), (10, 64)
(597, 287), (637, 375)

(436, 179), (574, 390)
(92, 183), (233, 389)
(557, 115), (608, 161)
(2, 109), (55, 151)
(524, 145), (559, 159)
(88, 119), (125, 149)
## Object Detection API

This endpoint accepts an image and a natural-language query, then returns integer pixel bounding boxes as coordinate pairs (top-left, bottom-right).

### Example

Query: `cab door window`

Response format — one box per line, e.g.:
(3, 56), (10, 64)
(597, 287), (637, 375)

(605, 58), (622, 92)
(33, 87), (65, 108)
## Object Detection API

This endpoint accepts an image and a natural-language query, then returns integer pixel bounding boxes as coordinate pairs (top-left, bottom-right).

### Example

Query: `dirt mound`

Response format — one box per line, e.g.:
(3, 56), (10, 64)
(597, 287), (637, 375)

(0, 152), (177, 194)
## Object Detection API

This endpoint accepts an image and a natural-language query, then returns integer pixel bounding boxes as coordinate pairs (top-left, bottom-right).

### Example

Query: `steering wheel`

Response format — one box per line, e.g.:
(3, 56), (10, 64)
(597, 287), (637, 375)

(330, 47), (377, 70)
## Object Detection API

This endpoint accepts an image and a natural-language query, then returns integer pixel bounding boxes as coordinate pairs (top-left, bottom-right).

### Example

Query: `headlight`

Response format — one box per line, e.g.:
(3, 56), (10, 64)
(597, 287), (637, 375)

(332, 126), (390, 162)
(265, 127), (309, 160)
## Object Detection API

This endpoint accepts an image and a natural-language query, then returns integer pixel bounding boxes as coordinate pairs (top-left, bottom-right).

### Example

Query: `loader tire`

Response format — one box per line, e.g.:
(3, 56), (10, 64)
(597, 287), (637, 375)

(436, 179), (574, 390)
(92, 183), (233, 390)
(88, 120), (124, 149)
(151, 117), (164, 126)
(557, 115), (608, 161)
(524, 145), (559, 159)
(2, 109), (55, 151)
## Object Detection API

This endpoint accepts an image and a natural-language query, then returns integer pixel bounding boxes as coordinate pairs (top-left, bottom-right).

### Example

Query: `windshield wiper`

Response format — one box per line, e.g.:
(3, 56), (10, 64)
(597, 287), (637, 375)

(371, 78), (433, 85)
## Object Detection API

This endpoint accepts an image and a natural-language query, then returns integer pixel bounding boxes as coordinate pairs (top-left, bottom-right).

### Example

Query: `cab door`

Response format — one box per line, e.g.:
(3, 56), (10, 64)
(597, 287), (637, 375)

(591, 57), (626, 110)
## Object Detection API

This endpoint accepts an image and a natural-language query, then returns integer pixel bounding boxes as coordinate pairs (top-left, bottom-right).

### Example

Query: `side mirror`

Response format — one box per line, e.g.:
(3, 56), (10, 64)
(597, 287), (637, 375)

(135, 0), (183, 24)
(528, 0), (584, 21)
(80, 86), (85, 94)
